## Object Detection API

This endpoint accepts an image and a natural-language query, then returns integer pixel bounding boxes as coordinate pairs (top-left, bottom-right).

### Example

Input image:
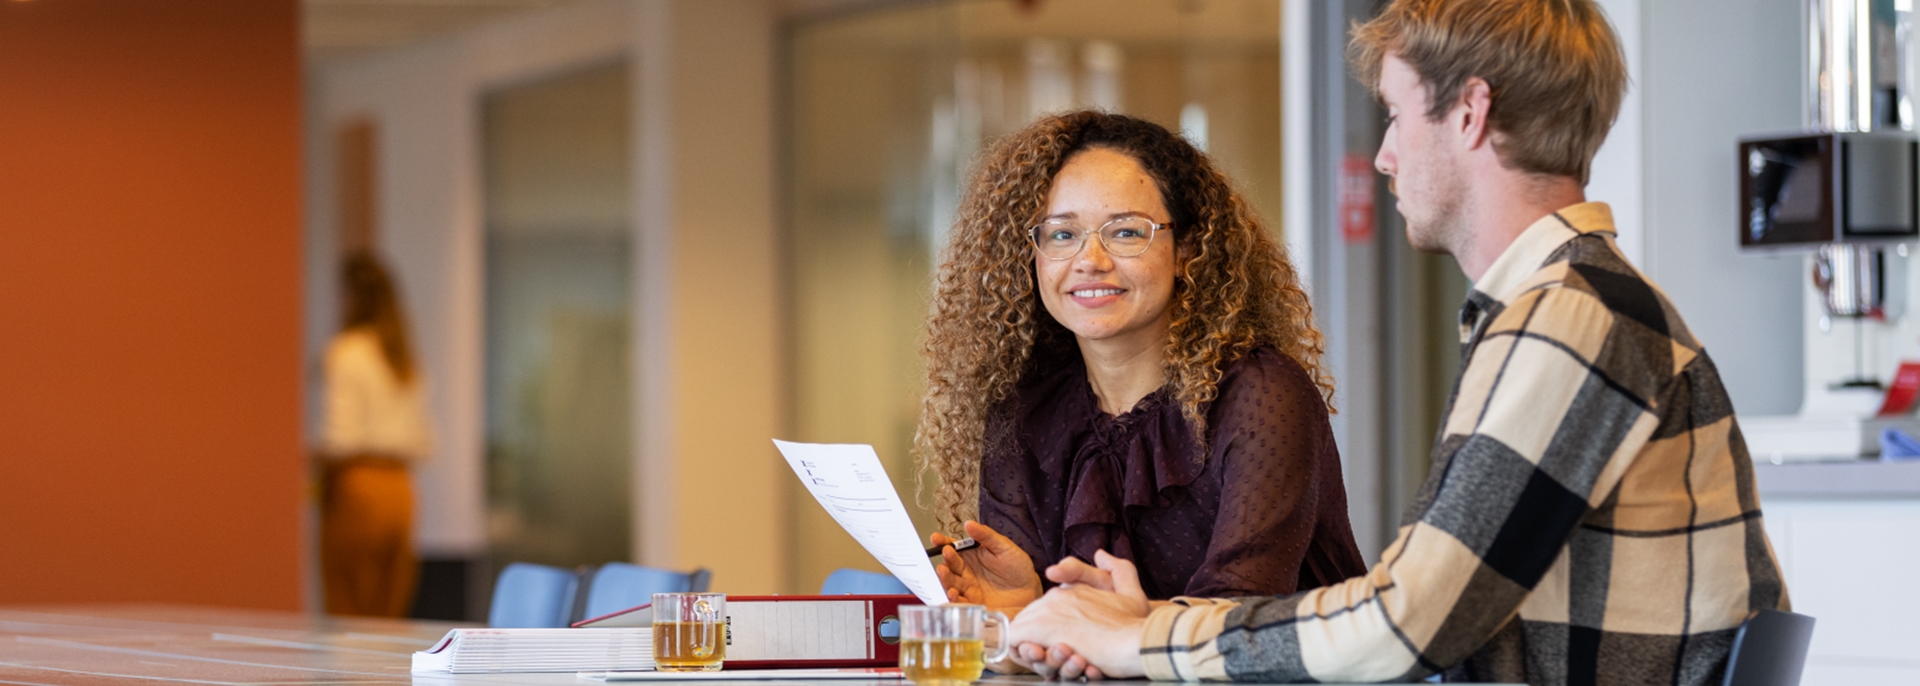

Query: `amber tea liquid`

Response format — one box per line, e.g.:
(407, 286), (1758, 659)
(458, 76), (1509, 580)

(899, 638), (985, 684)
(652, 620), (725, 671)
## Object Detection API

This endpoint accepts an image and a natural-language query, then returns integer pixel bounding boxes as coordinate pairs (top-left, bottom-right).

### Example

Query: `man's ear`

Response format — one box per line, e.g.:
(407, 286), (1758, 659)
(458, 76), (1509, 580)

(1453, 77), (1494, 151)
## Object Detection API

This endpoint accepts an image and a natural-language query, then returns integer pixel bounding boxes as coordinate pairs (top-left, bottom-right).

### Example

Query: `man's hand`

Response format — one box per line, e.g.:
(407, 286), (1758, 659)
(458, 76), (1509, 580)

(1007, 551), (1151, 680)
(932, 521), (1043, 615)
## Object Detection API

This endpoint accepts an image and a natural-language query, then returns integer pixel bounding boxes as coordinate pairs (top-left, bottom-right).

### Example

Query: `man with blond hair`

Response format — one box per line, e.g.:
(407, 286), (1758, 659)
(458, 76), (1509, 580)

(1003, 0), (1789, 683)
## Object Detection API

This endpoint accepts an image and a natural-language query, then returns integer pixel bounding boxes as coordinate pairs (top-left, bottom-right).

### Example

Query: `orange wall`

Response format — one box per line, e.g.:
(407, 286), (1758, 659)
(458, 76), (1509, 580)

(0, 0), (303, 609)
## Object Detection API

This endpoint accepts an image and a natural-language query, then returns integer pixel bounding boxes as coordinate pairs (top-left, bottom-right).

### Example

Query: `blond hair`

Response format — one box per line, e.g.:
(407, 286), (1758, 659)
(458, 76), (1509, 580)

(914, 111), (1330, 532)
(1349, 0), (1628, 184)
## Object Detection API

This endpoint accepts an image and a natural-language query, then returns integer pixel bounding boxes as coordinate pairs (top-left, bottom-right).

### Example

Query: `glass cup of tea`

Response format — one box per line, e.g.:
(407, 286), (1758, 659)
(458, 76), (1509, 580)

(898, 604), (1010, 686)
(652, 592), (726, 672)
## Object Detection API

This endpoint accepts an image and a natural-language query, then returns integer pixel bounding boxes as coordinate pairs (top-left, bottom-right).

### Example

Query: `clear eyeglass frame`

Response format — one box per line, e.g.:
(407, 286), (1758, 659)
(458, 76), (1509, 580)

(1028, 217), (1171, 261)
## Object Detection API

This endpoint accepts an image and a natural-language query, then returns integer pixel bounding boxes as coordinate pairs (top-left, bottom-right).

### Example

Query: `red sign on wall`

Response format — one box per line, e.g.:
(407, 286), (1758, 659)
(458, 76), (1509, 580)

(1340, 154), (1376, 244)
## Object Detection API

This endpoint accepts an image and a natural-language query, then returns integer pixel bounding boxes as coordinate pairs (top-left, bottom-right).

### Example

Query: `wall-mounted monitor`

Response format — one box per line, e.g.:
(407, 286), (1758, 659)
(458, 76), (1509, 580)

(1739, 131), (1919, 249)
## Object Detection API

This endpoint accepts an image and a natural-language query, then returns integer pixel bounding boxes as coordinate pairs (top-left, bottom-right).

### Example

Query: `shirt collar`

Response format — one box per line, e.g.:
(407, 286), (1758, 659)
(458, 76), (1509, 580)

(1470, 201), (1617, 304)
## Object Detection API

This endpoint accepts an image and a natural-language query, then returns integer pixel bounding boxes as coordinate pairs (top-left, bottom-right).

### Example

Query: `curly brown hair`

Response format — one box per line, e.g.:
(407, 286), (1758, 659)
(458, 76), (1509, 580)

(915, 110), (1332, 532)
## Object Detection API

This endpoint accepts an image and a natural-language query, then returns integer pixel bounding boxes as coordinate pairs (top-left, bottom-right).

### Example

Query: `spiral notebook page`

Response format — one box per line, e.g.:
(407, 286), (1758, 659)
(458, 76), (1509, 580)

(772, 439), (946, 606)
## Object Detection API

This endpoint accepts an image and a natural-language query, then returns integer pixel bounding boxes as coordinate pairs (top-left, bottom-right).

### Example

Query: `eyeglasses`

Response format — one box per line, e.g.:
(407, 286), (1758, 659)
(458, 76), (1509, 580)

(1027, 217), (1170, 261)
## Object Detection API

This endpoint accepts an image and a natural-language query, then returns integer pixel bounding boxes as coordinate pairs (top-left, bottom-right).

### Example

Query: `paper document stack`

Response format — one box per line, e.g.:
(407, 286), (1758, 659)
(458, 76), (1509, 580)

(411, 628), (653, 674)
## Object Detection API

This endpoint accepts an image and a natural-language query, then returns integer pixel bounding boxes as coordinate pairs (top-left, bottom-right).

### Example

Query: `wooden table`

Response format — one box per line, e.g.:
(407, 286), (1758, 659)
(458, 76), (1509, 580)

(0, 603), (484, 685)
(0, 604), (1519, 685)
(0, 604), (986, 685)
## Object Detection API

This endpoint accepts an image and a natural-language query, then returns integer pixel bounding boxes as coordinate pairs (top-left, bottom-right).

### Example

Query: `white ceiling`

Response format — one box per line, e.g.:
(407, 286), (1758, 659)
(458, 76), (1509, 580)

(302, 0), (899, 69)
(303, 0), (592, 68)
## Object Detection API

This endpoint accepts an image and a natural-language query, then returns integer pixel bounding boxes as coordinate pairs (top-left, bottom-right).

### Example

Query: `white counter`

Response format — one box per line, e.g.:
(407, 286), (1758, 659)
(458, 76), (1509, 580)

(1754, 461), (1920, 686)
(1754, 460), (1920, 498)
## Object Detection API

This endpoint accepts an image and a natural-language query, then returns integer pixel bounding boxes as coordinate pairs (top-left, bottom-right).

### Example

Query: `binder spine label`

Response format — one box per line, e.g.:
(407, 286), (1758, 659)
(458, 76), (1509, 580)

(726, 600), (870, 661)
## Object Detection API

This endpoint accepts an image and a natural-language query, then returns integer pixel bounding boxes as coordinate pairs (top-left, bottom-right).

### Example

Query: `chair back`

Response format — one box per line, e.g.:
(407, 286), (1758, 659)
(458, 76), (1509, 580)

(819, 568), (911, 595)
(687, 567), (713, 592)
(488, 562), (579, 628)
(579, 562), (701, 621)
(1722, 609), (1816, 686)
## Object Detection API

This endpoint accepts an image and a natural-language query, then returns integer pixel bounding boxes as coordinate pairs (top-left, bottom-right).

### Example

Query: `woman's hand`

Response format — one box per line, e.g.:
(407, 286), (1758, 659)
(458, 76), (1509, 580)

(1042, 551), (1149, 612)
(1016, 643), (1107, 681)
(931, 521), (1043, 615)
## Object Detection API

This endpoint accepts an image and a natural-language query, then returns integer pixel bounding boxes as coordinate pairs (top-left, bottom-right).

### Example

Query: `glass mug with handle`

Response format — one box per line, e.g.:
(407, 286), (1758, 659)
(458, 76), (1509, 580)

(652, 592), (726, 671)
(898, 604), (1010, 686)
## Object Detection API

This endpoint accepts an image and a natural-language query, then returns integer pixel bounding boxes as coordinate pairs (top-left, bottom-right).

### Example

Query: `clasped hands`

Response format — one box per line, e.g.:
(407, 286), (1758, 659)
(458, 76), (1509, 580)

(930, 522), (1152, 680)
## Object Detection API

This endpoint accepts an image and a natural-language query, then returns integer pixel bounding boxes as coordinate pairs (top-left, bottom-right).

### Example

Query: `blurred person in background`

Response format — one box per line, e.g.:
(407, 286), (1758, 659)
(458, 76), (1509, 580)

(317, 252), (433, 617)
(918, 111), (1367, 616)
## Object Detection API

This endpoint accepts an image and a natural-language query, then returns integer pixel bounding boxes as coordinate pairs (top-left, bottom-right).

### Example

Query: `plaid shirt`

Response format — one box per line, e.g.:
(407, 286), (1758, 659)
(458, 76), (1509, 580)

(1139, 203), (1788, 684)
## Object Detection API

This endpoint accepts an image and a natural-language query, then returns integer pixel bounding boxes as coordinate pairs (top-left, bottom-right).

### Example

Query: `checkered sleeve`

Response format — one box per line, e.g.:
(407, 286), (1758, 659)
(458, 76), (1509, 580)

(1141, 279), (1668, 682)
(1141, 598), (1241, 680)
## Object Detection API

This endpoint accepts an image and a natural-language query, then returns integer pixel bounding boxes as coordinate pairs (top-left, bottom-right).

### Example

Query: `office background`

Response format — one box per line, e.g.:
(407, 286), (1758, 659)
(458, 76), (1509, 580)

(2, 1), (1913, 683)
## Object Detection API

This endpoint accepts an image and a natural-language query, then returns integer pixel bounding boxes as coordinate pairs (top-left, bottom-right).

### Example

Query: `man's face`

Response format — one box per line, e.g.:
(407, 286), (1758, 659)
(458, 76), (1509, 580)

(1374, 54), (1466, 255)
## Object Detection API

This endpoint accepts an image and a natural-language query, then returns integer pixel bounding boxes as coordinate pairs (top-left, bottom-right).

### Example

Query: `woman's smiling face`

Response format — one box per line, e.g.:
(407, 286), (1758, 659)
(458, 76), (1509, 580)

(1033, 147), (1178, 352)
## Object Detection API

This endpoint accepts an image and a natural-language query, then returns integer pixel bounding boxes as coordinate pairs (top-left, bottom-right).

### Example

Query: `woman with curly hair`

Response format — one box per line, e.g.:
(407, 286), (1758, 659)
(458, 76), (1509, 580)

(921, 111), (1366, 614)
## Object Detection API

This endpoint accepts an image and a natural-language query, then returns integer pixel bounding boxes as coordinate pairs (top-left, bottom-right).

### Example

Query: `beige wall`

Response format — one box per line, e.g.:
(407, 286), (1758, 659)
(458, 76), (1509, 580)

(634, 0), (787, 592)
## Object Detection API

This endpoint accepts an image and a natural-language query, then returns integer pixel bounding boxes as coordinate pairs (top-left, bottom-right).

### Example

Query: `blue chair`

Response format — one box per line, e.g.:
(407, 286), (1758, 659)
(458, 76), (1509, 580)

(819, 568), (911, 595)
(578, 562), (710, 621)
(1722, 609), (1816, 686)
(488, 562), (579, 628)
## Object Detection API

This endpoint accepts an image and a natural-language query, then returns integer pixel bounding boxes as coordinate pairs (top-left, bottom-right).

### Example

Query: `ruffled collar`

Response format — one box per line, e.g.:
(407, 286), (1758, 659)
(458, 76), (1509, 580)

(1012, 348), (1207, 564)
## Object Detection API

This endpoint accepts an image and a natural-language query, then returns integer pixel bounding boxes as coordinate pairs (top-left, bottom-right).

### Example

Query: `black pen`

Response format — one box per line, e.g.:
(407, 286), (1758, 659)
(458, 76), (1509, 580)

(925, 537), (979, 557)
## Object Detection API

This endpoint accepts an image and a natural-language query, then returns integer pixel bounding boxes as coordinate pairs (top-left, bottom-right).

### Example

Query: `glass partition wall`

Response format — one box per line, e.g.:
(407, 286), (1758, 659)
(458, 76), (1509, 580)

(784, 0), (1283, 592)
(482, 62), (634, 569)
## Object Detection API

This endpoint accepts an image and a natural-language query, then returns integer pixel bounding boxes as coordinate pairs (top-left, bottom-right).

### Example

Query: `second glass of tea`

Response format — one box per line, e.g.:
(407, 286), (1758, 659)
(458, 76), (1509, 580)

(652, 592), (726, 671)
(898, 604), (1009, 686)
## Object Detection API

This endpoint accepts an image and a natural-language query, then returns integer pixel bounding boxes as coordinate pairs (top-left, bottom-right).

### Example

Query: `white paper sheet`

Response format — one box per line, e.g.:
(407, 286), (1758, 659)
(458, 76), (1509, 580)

(772, 440), (946, 606)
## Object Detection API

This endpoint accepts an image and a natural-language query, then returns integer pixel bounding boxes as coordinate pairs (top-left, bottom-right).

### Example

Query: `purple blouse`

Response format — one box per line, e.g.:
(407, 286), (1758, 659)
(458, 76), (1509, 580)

(978, 345), (1368, 599)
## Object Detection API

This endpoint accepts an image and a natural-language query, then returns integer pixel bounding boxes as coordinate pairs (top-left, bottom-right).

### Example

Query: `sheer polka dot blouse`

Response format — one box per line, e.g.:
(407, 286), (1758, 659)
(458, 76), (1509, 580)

(978, 345), (1369, 599)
